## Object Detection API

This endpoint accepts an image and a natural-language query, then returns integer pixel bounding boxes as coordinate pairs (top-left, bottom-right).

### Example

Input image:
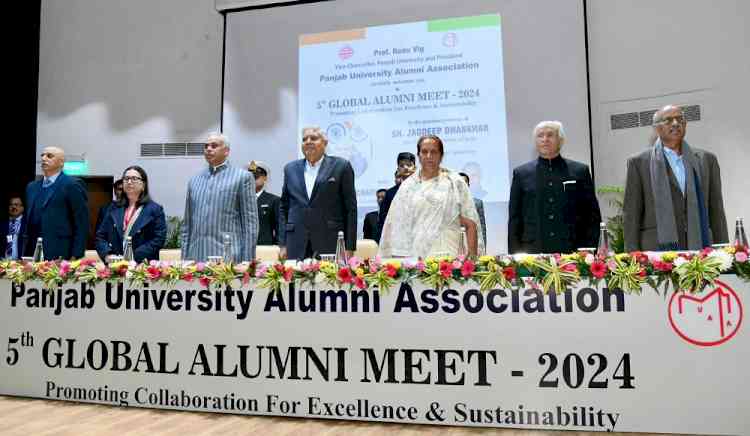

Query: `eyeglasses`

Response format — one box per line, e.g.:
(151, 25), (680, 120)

(656, 116), (685, 125)
(123, 176), (143, 183)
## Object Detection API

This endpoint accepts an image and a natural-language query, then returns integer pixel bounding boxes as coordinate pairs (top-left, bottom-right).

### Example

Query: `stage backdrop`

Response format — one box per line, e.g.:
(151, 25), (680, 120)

(223, 0), (592, 253)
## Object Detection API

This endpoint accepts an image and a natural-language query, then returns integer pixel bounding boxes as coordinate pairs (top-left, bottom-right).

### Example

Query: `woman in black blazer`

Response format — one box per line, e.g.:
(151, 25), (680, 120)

(96, 166), (167, 263)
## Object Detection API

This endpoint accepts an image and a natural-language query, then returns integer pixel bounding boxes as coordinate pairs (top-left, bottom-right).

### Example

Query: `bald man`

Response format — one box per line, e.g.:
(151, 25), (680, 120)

(623, 105), (727, 250)
(23, 147), (89, 259)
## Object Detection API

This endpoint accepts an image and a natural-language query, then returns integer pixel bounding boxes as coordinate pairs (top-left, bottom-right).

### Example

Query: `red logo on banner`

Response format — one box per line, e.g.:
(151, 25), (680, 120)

(338, 45), (354, 60)
(668, 280), (743, 346)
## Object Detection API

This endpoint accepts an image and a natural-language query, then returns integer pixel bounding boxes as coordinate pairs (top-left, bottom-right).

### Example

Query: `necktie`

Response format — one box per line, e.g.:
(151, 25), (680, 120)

(43, 178), (53, 188)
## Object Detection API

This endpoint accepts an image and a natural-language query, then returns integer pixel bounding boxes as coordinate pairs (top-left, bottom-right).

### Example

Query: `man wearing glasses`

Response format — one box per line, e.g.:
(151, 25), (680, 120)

(1, 196), (25, 259)
(624, 105), (728, 251)
(181, 133), (258, 262)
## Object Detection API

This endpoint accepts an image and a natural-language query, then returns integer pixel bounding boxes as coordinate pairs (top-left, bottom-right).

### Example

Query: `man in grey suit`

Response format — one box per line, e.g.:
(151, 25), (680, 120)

(623, 105), (728, 251)
(181, 133), (258, 262)
(459, 172), (487, 249)
(279, 126), (357, 260)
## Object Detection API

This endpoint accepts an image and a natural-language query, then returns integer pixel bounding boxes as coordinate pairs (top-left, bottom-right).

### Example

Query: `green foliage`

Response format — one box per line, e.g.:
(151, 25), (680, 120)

(597, 185), (625, 253)
(164, 216), (183, 249)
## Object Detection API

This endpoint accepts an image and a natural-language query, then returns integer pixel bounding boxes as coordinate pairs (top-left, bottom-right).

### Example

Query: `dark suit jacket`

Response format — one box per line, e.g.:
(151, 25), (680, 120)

(257, 190), (283, 245)
(95, 201), (167, 263)
(95, 201), (115, 234)
(0, 216), (26, 259)
(279, 155), (357, 259)
(23, 173), (89, 260)
(377, 183), (399, 240)
(363, 211), (379, 241)
(623, 147), (728, 251)
(508, 156), (600, 253)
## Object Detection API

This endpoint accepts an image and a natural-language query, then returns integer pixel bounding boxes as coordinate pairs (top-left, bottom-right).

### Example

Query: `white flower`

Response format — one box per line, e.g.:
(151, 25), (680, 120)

(584, 253), (595, 265)
(707, 249), (733, 272)
(314, 272), (325, 284)
(673, 257), (688, 268)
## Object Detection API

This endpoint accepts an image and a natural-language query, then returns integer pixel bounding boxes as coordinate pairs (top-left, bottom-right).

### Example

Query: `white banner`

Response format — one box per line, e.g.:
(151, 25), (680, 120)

(299, 14), (509, 207)
(1, 277), (747, 434)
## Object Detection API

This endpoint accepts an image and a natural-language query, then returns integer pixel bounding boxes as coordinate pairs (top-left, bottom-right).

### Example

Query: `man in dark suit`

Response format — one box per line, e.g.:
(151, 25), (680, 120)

(279, 126), (357, 260)
(508, 121), (600, 254)
(363, 189), (386, 242)
(623, 105), (727, 251)
(1, 196), (25, 259)
(95, 178), (123, 233)
(23, 146), (89, 260)
(377, 152), (416, 238)
(249, 160), (283, 245)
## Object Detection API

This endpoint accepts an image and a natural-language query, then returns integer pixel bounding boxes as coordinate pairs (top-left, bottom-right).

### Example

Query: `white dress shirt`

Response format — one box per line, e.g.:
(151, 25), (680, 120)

(304, 156), (325, 200)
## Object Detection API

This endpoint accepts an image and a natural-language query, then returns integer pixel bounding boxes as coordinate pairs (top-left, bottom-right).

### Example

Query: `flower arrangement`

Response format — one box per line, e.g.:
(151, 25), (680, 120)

(1, 246), (748, 295)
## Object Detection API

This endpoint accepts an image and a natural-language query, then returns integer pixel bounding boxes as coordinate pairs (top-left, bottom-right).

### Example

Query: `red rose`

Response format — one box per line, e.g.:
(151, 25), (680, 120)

(439, 261), (452, 278)
(638, 268), (647, 278)
(461, 260), (475, 277)
(632, 251), (649, 265)
(337, 267), (353, 283)
(283, 267), (294, 282)
(147, 265), (161, 280)
(384, 263), (398, 278)
(199, 276), (211, 287)
(503, 266), (516, 280)
(590, 261), (607, 279)
(652, 261), (673, 272)
(354, 276), (367, 290)
(181, 272), (194, 282)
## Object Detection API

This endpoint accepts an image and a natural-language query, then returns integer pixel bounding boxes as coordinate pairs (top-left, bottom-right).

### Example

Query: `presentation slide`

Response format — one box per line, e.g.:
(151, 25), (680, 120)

(298, 15), (508, 207)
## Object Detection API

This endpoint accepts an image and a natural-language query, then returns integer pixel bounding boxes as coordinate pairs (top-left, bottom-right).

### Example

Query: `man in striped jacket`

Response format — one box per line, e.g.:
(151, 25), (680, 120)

(181, 133), (258, 262)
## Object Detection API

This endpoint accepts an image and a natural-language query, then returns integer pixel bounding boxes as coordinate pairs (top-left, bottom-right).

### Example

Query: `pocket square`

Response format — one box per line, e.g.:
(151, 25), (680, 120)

(562, 180), (576, 191)
(327, 177), (337, 182)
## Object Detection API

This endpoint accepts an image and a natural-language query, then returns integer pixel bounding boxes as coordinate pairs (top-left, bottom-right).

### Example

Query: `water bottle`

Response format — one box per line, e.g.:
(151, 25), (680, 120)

(123, 236), (134, 262)
(734, 218), (748, 249)
(32, 237), (44, 262)
(596, 222), (612, 258)
(457, 226), (468, 257)
(222, 233), (233, 263)
(334, 231), (348, 266)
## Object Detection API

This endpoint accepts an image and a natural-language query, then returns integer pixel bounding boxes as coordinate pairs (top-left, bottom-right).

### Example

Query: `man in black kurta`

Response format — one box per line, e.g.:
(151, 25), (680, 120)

(508, 121), (601, 254)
